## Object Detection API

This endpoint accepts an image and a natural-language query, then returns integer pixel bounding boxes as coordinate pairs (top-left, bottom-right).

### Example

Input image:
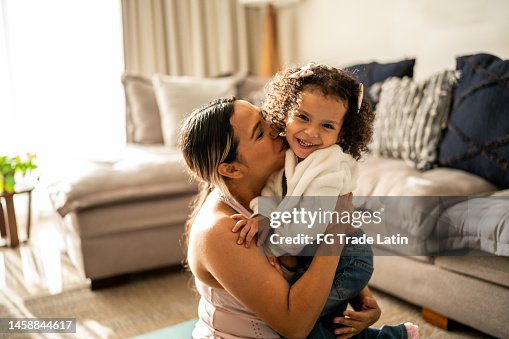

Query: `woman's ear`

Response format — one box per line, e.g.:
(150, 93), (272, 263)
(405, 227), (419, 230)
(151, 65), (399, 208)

(217, 162), (246, 179)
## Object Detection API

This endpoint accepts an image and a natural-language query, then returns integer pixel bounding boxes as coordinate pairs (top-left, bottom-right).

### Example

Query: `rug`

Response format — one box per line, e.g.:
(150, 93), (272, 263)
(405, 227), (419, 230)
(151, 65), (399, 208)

(132, 318), (197, 339)
(0, 268), (491, 339)
(0, 269), (199, 339)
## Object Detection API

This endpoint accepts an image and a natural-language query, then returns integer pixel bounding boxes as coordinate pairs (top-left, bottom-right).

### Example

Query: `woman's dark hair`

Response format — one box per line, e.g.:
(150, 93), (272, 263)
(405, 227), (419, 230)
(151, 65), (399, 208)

(179, 96), (239, 191)
(178, 96), (238, 269)
(263, 64), (375, 160)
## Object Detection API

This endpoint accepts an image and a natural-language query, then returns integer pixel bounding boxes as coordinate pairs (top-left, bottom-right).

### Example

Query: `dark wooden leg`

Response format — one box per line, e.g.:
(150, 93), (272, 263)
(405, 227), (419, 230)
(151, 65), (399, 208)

(0, 200), (6, 237)
(91, 274), (130, 290)
(26, 190), (32, 239)
(4, 194), (19, 247)
(422, 307), (448, 329)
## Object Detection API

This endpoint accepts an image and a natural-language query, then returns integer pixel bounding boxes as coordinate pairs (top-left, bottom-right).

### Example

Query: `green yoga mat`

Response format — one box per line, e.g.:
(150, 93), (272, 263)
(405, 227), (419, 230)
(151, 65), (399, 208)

(133, 318), (197, 339)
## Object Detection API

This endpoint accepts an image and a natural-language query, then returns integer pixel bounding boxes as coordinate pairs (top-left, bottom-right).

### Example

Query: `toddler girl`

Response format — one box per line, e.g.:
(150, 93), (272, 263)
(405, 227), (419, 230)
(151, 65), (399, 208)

(233, 63), (418, 338)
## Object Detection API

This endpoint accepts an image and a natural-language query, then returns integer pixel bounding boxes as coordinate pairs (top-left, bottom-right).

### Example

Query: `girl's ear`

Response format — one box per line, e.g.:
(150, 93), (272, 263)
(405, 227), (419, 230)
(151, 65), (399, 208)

(217, 162), (246, 179)
(337, 128), (343, 143)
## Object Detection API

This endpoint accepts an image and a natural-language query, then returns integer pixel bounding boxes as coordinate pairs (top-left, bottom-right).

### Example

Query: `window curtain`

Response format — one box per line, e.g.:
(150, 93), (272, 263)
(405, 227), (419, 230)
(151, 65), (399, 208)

(121, 0), (249, 77)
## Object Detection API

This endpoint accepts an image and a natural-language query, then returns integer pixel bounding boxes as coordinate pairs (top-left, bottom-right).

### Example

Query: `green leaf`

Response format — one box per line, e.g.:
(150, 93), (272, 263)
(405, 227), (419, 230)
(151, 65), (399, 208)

(0, 153), (38, 191)
(5, 174), (15, 193)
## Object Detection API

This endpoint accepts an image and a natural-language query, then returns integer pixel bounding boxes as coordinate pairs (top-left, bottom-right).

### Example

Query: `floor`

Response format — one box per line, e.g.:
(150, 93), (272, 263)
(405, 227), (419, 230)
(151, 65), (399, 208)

(0, 214), (89, 300)
(0, 215), (495, 338)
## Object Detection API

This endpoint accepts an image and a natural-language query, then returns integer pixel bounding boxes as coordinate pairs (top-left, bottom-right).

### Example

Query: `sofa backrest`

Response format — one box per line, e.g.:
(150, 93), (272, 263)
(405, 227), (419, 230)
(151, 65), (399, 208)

(121, 72), (269, 146)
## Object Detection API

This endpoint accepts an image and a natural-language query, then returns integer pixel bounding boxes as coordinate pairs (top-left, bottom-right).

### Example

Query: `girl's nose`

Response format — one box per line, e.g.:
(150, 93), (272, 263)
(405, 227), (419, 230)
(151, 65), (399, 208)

(305, 126), (319, 138)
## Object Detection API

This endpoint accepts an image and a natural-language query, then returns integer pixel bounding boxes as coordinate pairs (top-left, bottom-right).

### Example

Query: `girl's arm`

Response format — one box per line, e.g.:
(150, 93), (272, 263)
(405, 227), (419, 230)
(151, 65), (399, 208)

(349, 286), (378, 312)
(204, 216), (341, 339)
(333, 286), (382, 338)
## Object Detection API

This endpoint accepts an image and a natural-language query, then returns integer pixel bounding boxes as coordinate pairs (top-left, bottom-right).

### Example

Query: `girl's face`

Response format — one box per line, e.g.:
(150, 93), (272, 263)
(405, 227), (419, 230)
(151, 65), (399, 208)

(231, 100), (286, 181)
(286, 89), (348, 160)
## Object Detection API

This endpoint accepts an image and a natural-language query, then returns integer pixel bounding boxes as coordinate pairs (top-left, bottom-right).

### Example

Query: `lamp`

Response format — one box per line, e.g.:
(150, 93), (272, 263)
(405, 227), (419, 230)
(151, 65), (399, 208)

(240, 0), (299, 76)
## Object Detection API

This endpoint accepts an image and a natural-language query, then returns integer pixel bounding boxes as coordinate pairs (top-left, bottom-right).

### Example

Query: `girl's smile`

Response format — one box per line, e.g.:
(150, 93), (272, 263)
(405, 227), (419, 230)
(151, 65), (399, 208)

(286, 89), (348, 160)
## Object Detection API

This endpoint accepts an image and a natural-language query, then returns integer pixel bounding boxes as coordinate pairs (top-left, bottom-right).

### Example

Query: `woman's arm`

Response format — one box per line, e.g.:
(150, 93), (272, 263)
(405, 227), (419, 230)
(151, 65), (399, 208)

(204, 216), (340, 339)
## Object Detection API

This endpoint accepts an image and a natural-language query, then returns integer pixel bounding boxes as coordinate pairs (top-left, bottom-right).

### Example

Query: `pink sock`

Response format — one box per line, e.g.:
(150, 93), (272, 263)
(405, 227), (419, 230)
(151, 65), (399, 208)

(404, 322), (419, 339)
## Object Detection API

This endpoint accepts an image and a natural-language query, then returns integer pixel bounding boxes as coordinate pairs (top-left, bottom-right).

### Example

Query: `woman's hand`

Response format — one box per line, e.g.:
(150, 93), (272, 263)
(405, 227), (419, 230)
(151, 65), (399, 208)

(266, 255), (284, 276)
(333, 296), (381, 338)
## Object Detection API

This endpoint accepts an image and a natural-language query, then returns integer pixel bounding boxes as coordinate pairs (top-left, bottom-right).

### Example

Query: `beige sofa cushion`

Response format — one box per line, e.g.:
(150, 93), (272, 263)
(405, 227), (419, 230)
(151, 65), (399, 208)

(237, 76), (269, 107)
(152, 74), (238, 146)
(48, 145), (197, 216)
(355, 156), (496, 196)
(434, 256), (509, 288)
(354, 156), (500, 255)
(437, 195), (509, 255)
(122, 73), (164, 144)
(76, 194), (193, 238)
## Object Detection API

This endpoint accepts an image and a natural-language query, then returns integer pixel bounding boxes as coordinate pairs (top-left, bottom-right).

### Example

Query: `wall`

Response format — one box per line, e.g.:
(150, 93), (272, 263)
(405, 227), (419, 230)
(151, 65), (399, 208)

(283, 0), (509, 79)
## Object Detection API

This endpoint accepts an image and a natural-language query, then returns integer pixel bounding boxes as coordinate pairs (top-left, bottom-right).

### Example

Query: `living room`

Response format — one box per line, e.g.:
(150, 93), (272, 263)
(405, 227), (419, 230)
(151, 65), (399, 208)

(1, 0), (508, 338)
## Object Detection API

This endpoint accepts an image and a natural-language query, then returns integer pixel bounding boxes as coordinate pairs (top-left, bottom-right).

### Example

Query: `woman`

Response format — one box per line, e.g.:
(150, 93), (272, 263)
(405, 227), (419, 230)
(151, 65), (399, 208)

(179, 97), (381, 338)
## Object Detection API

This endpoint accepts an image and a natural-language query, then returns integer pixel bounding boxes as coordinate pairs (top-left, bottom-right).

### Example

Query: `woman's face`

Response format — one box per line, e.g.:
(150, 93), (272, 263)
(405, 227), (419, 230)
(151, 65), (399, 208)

(230, 100), (286, 182)
(286, 89), (347, 160)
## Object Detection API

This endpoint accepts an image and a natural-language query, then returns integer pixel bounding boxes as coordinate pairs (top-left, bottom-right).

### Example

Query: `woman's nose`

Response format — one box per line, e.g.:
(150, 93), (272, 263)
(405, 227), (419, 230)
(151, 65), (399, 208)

(269, 126), (279, 139)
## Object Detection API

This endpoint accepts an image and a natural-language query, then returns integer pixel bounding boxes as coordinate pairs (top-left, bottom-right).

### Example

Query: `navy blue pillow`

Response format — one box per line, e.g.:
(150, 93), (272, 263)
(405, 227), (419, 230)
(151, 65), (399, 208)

(438, 53), (509, 188)
(344, 59), (415, 109)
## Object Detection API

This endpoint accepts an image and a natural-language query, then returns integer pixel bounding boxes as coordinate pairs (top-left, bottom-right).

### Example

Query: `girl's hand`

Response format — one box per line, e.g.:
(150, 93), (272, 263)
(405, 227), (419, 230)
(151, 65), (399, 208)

(333, 296), (381, 338)
(231, 214), (259, 248)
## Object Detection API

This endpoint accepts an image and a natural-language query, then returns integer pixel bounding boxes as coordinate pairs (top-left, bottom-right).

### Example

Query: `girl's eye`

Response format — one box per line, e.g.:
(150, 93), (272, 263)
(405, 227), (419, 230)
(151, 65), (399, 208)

(323, 124), (335, 130)
(297, 114), (309, 121)
(257, 131), (264, 140)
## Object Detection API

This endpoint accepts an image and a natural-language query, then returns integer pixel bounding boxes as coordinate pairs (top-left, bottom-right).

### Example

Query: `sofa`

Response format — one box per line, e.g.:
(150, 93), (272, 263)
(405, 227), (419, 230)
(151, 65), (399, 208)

(48, 144), (197, 286)
(348, 53), (509, 338)
(354, 157), (508, 338)
(48, 53), (508, 337)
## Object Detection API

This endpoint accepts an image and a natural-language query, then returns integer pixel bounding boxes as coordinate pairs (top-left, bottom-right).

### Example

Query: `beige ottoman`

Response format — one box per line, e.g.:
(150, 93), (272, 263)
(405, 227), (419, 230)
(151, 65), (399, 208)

(48, 145), (197, 286)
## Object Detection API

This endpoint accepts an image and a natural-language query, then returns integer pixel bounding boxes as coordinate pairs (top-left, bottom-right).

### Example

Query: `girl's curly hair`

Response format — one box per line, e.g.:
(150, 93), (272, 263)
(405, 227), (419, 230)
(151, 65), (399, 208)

(263, 64), (375, 160)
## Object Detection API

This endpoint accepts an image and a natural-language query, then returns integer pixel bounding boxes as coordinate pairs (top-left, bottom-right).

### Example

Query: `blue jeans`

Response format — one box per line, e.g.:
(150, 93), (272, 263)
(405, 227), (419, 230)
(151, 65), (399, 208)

(319, 326), (408, 339)
(305, 229), (408, 338)
(309, 321), (407, 339)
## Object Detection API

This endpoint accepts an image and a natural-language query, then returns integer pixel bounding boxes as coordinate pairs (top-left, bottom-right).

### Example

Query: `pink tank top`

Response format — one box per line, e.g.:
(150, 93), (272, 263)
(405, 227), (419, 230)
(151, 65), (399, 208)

(192, 189), (281, 339)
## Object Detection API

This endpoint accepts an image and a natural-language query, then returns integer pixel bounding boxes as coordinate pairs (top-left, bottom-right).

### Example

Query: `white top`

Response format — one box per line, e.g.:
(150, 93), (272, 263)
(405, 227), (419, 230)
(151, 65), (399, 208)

(193, 277), (281, 338)
(192, 189), (281, 338)
(250, 145), (358, 256)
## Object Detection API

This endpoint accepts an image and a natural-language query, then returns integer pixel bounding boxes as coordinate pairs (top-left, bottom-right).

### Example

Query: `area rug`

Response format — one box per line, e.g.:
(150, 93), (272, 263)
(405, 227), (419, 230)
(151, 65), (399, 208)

(0, 268), (490, 339)
(0, 269), (199, 339)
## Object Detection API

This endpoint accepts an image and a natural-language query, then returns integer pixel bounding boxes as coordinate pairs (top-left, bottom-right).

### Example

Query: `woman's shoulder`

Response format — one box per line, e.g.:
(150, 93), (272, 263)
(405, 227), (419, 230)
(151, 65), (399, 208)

(188, 194), (240, 284)
(192, 194), (237, 241)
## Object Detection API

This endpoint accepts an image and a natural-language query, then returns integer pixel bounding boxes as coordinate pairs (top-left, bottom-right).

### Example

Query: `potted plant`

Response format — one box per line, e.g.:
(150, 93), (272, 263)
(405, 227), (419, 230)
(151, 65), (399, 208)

(0, 154), (37, 193)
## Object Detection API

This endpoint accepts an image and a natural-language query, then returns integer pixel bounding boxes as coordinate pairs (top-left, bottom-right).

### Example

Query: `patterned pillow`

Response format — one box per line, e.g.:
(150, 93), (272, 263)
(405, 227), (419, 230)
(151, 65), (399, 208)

(345, 59), (415, 109)
(370, 70), (458, 170)
(438, 53), (509, 188)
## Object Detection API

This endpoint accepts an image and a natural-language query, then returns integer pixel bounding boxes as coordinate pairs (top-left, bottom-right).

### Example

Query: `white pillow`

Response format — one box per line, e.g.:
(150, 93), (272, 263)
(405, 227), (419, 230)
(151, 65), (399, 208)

(152, 74), (238, 146)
